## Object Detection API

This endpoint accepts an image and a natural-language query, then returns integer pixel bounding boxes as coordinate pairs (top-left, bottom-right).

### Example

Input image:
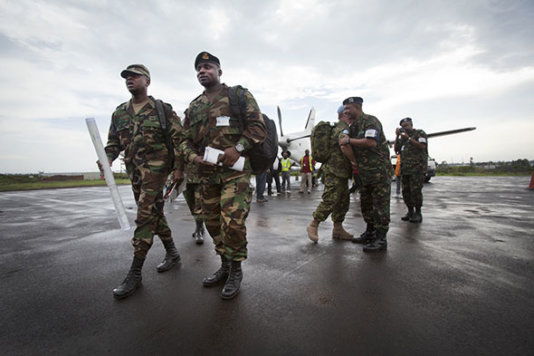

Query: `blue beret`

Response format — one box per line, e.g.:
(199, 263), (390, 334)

(337, 105), (345, 114)
(342, 97), (363, 105)
(194, 51), (220, 69)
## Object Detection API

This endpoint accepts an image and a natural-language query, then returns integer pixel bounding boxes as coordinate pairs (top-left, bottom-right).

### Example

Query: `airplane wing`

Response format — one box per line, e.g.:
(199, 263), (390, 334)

(426, 127), (476, 138)
(387, 127), (476, 147)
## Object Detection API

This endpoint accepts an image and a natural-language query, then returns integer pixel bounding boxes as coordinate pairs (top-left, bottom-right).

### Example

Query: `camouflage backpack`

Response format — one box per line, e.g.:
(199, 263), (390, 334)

(154, 99), (175, 169)
(311, 121), (333, 163)
(228, 86), (279, 174)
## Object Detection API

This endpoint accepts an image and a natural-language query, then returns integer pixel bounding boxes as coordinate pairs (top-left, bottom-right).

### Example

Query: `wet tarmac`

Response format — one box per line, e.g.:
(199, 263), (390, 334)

(1, 176), (533, 355)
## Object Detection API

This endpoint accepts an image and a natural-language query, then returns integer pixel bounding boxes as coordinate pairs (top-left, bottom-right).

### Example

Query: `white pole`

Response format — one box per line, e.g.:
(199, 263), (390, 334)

(85, 118), (131, 231)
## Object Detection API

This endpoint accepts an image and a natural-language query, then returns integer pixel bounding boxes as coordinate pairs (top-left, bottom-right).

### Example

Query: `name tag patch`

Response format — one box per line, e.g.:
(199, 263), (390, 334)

(216, 116), (231, 126)
(418, 137), (427, 143)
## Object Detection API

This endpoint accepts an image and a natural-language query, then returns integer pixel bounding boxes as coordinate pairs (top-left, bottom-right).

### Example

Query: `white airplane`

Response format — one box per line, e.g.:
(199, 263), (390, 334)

(276, 105), (315, 164)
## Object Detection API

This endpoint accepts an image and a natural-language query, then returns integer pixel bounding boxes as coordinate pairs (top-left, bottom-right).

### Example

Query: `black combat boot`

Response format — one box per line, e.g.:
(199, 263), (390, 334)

(113, 256), (144, 299)
(410, 206), (423, 223)
(202, 255), (231, 287)
(193, 220), (204, 245)
(221, 261), (243, 300)
(351, 224), (376, 244)
(363, 231), (388, 252)
(156, 240), (181, 273)
(401, 207), (414, 221)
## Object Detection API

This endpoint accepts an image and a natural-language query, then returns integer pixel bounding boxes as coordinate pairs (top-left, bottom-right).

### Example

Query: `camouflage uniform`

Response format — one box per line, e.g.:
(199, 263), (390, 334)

(180, 84), (266, 261)
(350, 114), (391, 234)
(397, 129), (428, 208)
(105, 96), (184, 259)
(183, 161), (203, 223)
(313, 120), (353, 222)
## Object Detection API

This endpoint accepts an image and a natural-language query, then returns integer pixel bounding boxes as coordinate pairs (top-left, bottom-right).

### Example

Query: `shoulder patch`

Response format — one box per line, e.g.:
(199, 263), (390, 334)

(364, 129), (379, 139)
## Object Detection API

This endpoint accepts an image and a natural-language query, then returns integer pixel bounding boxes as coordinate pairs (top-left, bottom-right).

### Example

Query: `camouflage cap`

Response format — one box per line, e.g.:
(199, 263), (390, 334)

(342, 97), (363, 105)
(120, 64), (150, 79)
(194, 51), (220, 69)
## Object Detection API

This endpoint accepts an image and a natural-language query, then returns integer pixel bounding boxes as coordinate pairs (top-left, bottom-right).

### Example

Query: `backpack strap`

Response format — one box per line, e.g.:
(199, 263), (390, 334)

(154, 99), (175, 168)
(228, 85), (246, 130)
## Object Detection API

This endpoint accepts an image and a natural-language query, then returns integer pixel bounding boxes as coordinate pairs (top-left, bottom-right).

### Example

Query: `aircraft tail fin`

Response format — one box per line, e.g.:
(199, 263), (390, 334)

(305, 107), (316, 133)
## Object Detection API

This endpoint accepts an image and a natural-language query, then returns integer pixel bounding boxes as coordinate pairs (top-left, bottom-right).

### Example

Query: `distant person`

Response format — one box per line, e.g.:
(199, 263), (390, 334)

(340, 97), (391, 252)
(101, 64), (184, 299)
(256, 170), (268, 203)
(280, 150), (294, 193)
(183, 160), (205, 244)
(307, 105), (354, 242)
(267, 156), (281, 195)
(393, 153), (402, 198)
(394, 117), (428, 223)
(349, 165), (362, 194)
(299, 149), (316, 194)
(180, 51), (266, 299)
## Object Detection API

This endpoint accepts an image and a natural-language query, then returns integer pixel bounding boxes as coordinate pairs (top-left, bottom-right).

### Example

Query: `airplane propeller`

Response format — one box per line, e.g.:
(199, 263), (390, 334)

(287, 134), (311, 143)
(277, 106), (284, 137)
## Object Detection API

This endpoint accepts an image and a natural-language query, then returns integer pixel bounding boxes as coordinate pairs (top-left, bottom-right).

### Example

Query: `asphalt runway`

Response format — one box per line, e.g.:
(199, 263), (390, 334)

(1, 176), (533, 355)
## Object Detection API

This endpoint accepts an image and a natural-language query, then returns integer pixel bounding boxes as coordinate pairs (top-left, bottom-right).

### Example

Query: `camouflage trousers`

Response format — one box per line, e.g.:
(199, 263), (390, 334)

(183, 182), (203, 222)
(127, 164), (172, 259)
(401, 173), (425, 208)
(313, 173), (350, 223)
(201, 175), (252, 261)
(360, 178), (391, 234)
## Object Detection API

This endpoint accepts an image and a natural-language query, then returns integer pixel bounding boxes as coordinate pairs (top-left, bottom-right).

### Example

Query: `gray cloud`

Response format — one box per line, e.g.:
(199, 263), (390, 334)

(0, 0), (532, 172)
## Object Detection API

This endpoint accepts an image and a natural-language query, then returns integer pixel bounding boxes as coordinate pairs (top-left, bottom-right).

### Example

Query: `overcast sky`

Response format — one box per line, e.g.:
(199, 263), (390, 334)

(1, 0), (533, 173)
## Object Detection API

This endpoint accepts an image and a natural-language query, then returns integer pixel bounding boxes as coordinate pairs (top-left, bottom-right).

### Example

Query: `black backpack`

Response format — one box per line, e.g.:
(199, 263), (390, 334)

(228, 86), (279, 174)
(154, 99), (175, 169)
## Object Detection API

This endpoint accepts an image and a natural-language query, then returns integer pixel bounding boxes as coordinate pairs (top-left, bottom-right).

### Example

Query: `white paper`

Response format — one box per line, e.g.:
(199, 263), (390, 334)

(203, 146), (245, 172)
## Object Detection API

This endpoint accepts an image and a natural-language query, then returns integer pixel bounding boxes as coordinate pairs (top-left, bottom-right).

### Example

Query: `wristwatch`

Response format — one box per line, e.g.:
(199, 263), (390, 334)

(235, 143), (245, 153)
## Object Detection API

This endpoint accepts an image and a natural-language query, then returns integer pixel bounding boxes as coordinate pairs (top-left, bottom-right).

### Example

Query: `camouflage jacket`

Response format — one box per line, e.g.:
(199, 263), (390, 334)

(105, 96), (184, 173)
(185, 161), (201, 184)
(397, 129), (428, 175)
(350, 113), (391, 184)
(180, 84), (266, 183)
(324, 120), (352, 179)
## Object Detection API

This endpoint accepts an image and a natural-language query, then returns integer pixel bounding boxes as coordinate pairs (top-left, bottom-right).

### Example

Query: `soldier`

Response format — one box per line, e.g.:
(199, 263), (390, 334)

(394, 117), (428, 223)
(307, 105), (354, 242)
(183, 160), (205, 244)
(101, 64), (184, 299)
(180, 52), (266, 300)
(339, 97), (391, 252)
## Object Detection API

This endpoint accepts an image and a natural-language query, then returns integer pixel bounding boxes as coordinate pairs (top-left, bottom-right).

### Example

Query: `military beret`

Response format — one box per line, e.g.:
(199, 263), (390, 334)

(342, 97), (363, 105)
(399, 117), (412, 125)
(194, 51), (220, 69)
(337, 105), (345, 114)
(120, 64), (150, 79)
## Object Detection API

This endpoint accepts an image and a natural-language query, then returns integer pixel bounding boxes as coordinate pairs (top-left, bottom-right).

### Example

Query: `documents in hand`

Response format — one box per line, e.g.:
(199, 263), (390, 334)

(203, 146), (245, 172)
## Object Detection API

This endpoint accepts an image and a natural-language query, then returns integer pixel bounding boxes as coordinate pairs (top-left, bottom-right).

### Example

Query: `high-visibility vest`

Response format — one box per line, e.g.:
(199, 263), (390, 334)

(281, 158), (292, 172)
(395, 154), (401, 176)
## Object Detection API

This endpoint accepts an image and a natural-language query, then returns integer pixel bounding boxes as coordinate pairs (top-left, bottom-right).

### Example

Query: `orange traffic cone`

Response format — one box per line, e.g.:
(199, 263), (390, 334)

(529, 171), (534, 189)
